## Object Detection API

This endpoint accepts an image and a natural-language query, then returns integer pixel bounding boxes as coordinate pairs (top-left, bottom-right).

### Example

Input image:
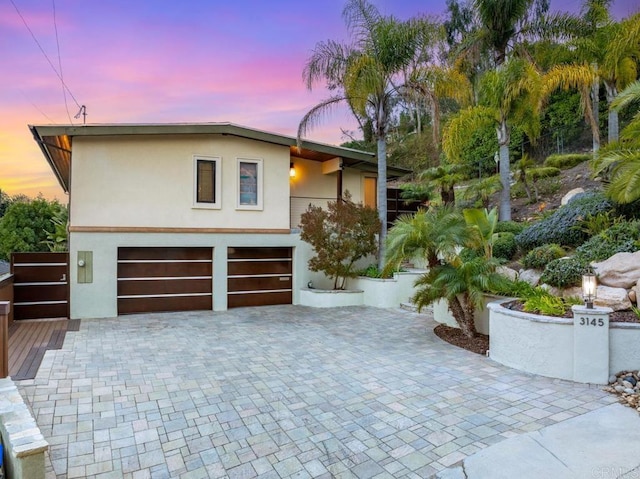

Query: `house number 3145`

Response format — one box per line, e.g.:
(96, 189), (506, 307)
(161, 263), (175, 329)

(579, 317), (605, 327)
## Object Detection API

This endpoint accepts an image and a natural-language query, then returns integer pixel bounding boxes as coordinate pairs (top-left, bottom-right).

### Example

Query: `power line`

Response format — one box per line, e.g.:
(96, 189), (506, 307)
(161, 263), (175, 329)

(9, 0), (81, 111)
(51, 0), (72, 123)
(18, 88), (57, 124)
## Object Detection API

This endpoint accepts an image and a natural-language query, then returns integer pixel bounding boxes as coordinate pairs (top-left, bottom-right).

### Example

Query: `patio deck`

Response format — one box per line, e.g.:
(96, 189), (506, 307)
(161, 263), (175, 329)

(8, 318), (80, 380)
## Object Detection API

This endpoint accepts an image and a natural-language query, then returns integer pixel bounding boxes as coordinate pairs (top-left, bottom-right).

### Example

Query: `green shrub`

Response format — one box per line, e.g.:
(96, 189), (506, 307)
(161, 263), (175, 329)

(574, 211), (623, 236)
(544, 153), (591, 169)
(494, 221), (526, 235)
(515, 192), (612, 250)
(526, 167), (561, 181)
(522, 244), (566, 269)
(574, 220), (640, 263)
(523, 293), (582, 316)
(540, 257), (589, 287)
(493, 232), (517, 260)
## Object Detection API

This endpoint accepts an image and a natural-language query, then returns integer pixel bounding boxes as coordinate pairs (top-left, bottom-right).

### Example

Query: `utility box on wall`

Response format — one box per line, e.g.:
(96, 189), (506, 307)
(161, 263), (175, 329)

(77, 251), (93, 284)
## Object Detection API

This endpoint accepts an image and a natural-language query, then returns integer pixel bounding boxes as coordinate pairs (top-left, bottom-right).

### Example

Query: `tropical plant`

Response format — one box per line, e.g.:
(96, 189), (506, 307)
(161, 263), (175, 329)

(385, 205), (513, 338)
(463, 207), (498, 259)
(43, 206), (68, 252)
(460, 175), (502, 209)
(592, 80), (640, 204)
(412, 255), (510, 338)
(419, 163), (466, 205)
(299, 0), (424, 269)
(443, 58), (544, 221)
(384, 205), (471, 271)
(299, 193), (380, 290)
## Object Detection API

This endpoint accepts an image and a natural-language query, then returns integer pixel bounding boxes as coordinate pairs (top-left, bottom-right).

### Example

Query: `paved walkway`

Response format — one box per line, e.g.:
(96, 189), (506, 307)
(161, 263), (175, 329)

(17, 306), (618, 479)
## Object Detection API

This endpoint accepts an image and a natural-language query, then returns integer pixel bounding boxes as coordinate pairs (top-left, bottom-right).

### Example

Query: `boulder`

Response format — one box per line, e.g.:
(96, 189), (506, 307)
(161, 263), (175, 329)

(519, 269), (542, 286)
(497, 266), (518, 282)
(561, 188), (584, 205)
(592, 251), (640, 289)
(561, 286), (583, 299)
(636, 279), (640, 306)
(594, 285), (632, 311)
(630, 289), (637, 304)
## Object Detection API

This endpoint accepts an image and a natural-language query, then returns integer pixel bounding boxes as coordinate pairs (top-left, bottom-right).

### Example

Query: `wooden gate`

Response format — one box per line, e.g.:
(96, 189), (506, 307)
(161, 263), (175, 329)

(11, 252), (69, 320)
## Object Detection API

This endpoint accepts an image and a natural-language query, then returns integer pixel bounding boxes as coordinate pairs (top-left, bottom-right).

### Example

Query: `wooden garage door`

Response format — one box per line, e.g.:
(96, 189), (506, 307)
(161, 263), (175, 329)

(117, 247), (212, 315)
(227, 247), (292, 308)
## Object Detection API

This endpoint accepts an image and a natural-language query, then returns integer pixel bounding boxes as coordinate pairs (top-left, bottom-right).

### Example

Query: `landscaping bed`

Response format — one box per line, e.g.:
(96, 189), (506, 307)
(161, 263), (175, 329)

(434, 324), (489, 355)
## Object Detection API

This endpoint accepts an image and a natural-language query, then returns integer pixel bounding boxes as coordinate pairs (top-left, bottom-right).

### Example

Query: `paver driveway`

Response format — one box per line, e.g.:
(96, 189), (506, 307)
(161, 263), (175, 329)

(17, 306), (615, 478)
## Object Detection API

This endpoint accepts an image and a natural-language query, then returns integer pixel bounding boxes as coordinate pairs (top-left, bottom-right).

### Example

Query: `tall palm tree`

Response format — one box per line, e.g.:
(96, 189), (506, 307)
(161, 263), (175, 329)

(569, 2), (639, 149)
(443, 58), (543, 221)
(299, 0), (420, 269)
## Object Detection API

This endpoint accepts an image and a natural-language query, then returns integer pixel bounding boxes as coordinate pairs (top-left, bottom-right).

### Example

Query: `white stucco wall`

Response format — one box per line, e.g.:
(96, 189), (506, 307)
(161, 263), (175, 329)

(349, 271), (423, 309)
(488, 301), (575, 381)
(70, 135), (291, 230)
(610, 323), (640, 374)
(432, 294), (504, 335)
(69, 231), (317, 319)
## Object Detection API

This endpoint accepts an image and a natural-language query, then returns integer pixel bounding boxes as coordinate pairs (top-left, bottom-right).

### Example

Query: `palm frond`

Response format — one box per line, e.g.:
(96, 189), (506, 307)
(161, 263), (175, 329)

(611, 80), (640, 111)
(442, 106), (496, 162)
(297, 96), (351, 148)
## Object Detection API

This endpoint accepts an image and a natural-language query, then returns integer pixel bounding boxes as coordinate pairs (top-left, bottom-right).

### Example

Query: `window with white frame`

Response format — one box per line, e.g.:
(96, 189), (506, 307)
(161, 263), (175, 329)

(194, 156), (221, 209)
(237, 158), (263, 210)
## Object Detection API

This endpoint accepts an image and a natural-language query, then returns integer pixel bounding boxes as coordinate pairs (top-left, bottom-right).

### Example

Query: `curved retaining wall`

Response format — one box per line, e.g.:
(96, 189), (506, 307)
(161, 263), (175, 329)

(489, 300), (640, 383)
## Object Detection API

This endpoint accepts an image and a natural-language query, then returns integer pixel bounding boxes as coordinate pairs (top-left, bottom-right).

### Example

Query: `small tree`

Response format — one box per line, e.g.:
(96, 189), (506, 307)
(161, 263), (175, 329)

(300, 193), (380, 290)
(0, 197), (66, 261)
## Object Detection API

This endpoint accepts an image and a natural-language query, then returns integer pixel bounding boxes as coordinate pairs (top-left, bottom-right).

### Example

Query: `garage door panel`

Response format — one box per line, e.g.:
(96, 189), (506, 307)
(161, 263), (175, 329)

(228, 247), (292, 260)
(118, 262), (212, 278)
(228, 261), (291, 276)
(118, 247), (212, 261)
(228, 276), (292, 292)
(118, 295), (212, 315)
(118, 278), (212, 296)
(227, 291), (292, 308)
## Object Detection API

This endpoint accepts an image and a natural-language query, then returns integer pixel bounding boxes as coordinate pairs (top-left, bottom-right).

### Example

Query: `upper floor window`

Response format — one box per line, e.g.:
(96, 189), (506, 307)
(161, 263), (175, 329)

(237, 158), (263, 210)
(194, 156), (221, 209)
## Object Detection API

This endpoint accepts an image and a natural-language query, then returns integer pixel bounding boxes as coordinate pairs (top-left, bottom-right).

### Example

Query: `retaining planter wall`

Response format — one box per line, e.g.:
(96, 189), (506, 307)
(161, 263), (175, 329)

(300, 270), (425, 309)
(432, 294), (505, 335)
(489, 300), (640, 383)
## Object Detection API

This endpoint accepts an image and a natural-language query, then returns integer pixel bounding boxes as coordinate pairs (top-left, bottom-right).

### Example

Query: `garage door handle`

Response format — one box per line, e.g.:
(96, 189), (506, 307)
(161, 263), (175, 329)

(279, 277), (290, 281)
(60, 274), (66, 282)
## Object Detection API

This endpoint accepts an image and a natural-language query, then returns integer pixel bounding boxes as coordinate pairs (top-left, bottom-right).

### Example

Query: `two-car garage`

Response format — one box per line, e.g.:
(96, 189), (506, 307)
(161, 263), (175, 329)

(116, 246), (293, 314)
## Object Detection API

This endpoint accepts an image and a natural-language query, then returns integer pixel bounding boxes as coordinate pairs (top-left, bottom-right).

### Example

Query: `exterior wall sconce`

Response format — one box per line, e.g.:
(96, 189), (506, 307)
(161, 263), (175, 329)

(290, 162), (296, 178)
(582, 270), (597, 309)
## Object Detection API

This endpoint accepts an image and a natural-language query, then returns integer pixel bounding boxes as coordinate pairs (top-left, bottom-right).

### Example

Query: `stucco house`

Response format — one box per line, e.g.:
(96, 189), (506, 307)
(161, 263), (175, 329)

(30, 123), (408, 319)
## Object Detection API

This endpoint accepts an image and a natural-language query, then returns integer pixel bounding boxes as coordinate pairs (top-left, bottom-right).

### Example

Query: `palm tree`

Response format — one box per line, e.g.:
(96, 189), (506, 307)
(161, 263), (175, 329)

(384, 205), (471, 271)
(443, 58), (543, 221)
(592, 80), (640, 204)
(413, 255), (508, 338)
(384, 205), (509, 338)
(569, 2), (639, 149)
(299, 0), (420, 269)
(406, 66), (473, 154)
(419, 163), (466, 205)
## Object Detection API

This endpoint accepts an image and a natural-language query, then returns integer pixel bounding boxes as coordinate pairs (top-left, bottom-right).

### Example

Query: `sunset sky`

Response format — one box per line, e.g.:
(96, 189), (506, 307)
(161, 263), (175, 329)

(1, 0), (636, 201)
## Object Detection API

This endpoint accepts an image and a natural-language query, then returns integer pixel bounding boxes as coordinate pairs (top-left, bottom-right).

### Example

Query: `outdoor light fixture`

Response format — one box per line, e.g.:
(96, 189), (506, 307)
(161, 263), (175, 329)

(290, 162), (296, 178)
(582, 270), (597, 309)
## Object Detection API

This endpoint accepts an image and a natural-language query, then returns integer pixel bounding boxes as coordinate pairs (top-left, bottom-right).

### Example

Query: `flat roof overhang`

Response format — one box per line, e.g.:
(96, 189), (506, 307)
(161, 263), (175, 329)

(29, 122), (411, 193)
